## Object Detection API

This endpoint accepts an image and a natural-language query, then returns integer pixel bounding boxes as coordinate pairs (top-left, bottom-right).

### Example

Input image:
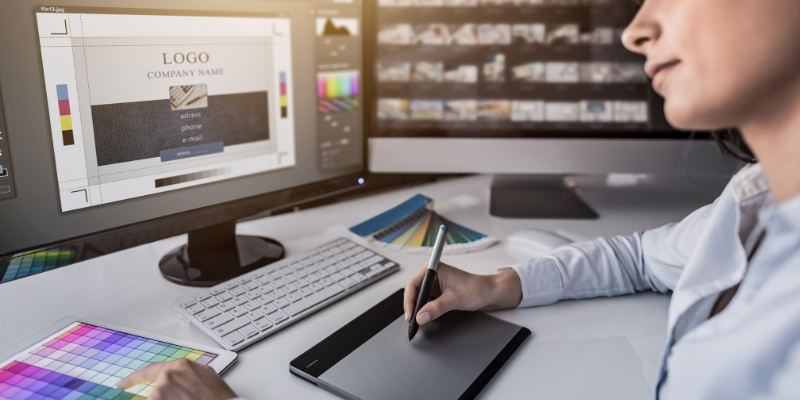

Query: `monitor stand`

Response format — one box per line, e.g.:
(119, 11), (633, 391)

(159, 220), (285, 287)
(490, 175), (599, 219)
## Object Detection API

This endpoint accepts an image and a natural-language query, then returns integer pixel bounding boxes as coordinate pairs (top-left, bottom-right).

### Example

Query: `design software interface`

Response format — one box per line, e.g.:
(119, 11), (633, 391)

(373, 0), (672, 137)
(34, 4), (363, 212)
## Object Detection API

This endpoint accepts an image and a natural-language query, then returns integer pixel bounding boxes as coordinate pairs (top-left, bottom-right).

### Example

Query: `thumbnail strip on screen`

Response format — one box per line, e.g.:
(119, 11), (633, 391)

(36, 7), (296, 212)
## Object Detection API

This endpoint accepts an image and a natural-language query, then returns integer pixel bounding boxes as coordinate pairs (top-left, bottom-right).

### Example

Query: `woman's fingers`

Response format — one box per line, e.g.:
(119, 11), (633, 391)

(416, 291), (457, 325)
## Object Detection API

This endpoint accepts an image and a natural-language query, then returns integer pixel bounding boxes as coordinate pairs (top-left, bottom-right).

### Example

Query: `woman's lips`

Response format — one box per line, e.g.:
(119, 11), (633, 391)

(647, 60), (680, 92)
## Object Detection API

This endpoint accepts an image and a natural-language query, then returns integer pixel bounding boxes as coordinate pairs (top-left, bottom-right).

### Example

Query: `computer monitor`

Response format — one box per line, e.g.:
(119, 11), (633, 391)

(365, 0), (737, 218)
(0, 0), (365, 286)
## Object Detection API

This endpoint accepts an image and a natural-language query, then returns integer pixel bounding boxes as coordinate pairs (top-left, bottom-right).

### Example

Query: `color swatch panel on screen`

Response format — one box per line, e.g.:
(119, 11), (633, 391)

(0, 323), (218, 400)
(317, 71), (360, 99)
(280, 72), (288, 118)
(56, 85), (74, 146)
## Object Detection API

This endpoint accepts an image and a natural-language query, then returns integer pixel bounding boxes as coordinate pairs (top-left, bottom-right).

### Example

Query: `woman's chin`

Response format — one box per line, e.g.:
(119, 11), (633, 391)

(664, 103), (727, 132)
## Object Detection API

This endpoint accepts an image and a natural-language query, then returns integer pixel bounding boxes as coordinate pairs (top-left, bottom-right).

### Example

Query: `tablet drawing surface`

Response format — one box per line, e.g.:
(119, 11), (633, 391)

(319, 311), (520, 400)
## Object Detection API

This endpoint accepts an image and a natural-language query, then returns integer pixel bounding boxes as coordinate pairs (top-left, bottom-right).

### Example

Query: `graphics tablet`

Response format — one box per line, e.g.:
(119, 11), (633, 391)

(290, 289), (531, 400)
(0, 316), (237, 399)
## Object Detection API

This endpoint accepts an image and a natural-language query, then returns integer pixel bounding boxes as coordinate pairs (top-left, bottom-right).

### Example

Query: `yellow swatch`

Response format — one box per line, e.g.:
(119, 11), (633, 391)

(60, 115), (73, 130)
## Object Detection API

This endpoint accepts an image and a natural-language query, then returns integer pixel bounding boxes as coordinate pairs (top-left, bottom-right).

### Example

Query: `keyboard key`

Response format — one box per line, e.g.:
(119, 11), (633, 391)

(209, 287), (226, 296)
(295, 278), (310, 288)
(230, 287), (246, 297)
(261, 303), (278, 315)
(306, 273), (320, 283)
(266, 311), (289, 325)
(222, 332), (245, 346)
(283, 283), (299, 293)
(320, 277), (335, 286)
(352, 273), (367, 283)
(180, 300), (197, 308)
(341, 267), (356, 277)
(224, 283), (238, 291)
(186, 303), (205, 315)
(201, 298), (219, 308)
(254, 318), (273, 331)
(252, 271), (265, 278)
(258, 286), (274, 295)
(211, 317), (250, 337)
(280, 266), (293, 275)
(309, 282), (325, 292)
(298, 287), (314, 297)
(283, 284), (345, 317)
(258, 296), (274, 305)
(246, 291), (261, 300)
(247, 312), (264, 321)
(215, 292), (233, 302)
(340, 278), (357, 288)
(232, 296), (248, 306)
(244, 282), (259, 291)
(204, 313), (233, 329)
(271, 278), (286, 288)
(274, 297), (291, 308)
(231, 307), (248, 318)
(283, 274), (297, 283)
(237, 277), (252, 285)
(218, 302), (235, 313)
(268, 271), (282, 280)
(195, 294), (212, 302)
(195, 308), (221, 322)
(255, 277), (271, 286)
(331, 273), (345, 281)
(366, 270), (379, 278)
(295, 270), (309, 278)
(286, 292), (303, 303)
(244, 301), (261, 311)
(317, 270), (331, 278)
(238, 324), (259, 338)
(270, 291), (285, 299)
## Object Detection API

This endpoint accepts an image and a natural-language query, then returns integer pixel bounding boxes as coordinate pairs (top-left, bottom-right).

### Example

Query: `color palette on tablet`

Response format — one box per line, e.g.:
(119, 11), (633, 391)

(0, 323), (218, 400)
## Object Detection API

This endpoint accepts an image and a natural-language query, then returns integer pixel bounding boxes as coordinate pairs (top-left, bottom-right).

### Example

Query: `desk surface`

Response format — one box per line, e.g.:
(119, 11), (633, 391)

(0, 174), (725, 400)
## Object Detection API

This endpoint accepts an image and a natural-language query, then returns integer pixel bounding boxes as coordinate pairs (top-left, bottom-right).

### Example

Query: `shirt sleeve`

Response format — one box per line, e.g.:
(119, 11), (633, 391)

(512, 200), (717, 308)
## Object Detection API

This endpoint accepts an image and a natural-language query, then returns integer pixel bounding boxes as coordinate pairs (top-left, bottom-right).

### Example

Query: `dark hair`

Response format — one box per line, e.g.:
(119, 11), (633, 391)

(711, 129), (757, 163)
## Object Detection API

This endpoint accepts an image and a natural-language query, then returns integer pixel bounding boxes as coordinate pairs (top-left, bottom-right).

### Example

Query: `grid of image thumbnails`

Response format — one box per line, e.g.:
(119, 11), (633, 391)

(0, 323), (217, 400)
(376, 0), (650, 126)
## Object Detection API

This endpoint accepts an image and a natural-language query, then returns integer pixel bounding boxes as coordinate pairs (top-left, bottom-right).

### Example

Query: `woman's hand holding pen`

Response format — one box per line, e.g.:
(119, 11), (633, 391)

(403, 262), (523, 327)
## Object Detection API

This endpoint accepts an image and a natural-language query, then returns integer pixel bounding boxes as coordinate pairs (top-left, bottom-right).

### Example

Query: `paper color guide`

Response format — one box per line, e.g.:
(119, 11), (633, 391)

(0, 323), (218, 400)
(56, 85), (74, 146)
(350, 194), (498, 254)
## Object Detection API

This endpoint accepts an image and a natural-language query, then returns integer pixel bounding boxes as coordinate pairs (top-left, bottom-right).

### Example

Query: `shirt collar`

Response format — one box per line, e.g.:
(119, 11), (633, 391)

(730, 163), (770, 203)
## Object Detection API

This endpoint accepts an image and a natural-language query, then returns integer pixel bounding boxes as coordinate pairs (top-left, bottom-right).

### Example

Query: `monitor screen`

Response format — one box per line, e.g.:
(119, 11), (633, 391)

(0, 0), (364, 255)
(368, 0), (676, 139)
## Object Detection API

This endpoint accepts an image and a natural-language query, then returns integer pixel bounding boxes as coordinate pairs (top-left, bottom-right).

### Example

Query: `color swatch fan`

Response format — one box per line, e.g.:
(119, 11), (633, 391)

(349, 194), (498, 255)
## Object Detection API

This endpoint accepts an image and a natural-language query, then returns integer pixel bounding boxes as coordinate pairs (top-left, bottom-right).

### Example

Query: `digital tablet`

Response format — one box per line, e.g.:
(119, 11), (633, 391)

(0, 316), (237, 399)
(290, 289), (531, 400)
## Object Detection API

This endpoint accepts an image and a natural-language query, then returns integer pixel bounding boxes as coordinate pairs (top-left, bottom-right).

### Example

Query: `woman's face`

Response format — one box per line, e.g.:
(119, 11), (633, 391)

(622, 0), (800, 131)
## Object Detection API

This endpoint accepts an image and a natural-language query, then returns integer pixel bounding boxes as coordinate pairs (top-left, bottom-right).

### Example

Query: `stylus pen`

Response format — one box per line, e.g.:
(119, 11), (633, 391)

(409, 225), (449, 341)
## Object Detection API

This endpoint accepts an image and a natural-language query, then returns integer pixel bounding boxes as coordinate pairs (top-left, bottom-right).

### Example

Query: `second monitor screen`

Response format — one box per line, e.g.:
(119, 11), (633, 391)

(371, 0), (674, 138)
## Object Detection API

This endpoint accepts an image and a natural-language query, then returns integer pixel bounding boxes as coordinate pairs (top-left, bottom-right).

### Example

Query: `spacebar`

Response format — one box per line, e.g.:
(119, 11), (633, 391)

(284, 284), (345, 317)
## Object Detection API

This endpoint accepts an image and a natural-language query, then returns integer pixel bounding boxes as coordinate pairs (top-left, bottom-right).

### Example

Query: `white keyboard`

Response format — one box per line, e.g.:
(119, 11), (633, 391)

(173, 238), (399, 351)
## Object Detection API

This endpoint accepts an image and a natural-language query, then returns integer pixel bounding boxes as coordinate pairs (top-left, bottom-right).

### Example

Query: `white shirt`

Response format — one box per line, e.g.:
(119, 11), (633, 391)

(512, 164), (800, 399)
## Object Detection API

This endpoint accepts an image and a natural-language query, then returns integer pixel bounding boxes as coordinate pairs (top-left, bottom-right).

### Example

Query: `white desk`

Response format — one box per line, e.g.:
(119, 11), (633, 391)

(0, 174), (725, 400)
